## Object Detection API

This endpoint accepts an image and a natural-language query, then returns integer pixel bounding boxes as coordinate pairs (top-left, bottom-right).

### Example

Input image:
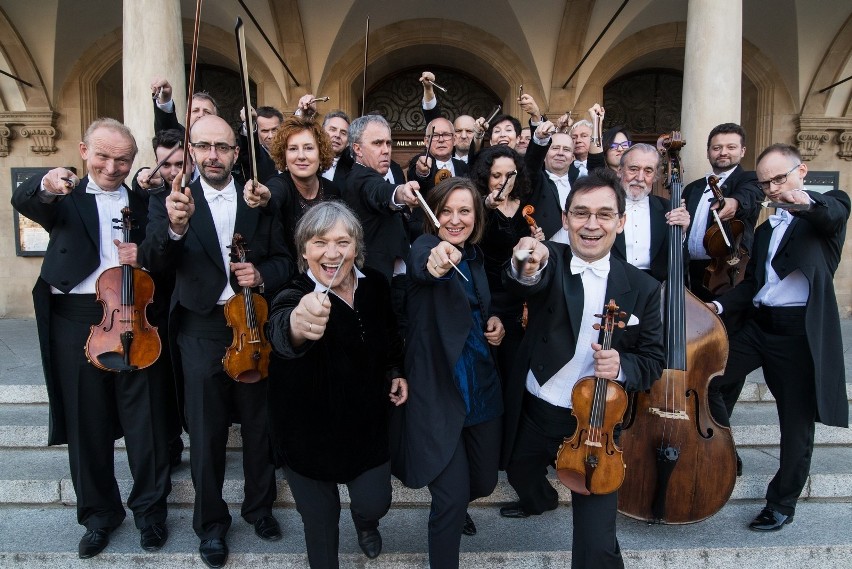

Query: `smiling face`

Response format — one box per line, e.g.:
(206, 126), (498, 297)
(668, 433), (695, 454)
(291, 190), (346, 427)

(285, 129), (320, 180)
(491, 119), (518, 148)
(707, 132), (746, 173)
(562, 185), (625, 262)
(80, 126), (136, 191)
(437, 187), (477, 247)
(324, 116), (349, 157)
(606, 131), (629, 169)
(488, 156), (518, 197)
(303, 219), (357, 288)
(545, 133), (574, 177)
(516, 128), (531, 155)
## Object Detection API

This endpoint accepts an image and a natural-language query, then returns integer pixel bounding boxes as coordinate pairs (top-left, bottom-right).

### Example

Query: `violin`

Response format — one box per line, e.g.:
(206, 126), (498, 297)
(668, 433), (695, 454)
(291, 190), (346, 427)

(617, 132), (736, 523)
(520, 205), (538, 330)
(222, 233), (272, 383)
(86, 207), (161, 371)
(555, 299), (628, 495)
(702, 175), (749, 295)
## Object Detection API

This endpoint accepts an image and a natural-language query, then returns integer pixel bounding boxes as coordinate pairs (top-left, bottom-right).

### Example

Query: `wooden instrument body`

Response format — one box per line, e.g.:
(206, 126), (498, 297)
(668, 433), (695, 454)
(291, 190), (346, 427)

(556, 376), (627, 495)
(223, 290), (271, 383)
(86, 265), (161, 371)
(703, 220), (749, 295)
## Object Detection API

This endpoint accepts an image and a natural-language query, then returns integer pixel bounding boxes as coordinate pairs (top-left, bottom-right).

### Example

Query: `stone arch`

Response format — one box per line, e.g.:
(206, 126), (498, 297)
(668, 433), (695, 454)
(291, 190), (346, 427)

(0, 6), (51, 111)
(800, 12), (852, 116)
(317, 18), (542, 120)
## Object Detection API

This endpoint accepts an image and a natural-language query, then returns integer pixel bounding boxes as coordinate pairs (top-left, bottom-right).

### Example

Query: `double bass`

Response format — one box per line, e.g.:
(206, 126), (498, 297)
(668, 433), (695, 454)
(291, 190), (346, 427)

(86, 207), (161, 371)
(617, 132), (737, 523)
(702, 175), (749, 295)
(222, 234), (272, 383)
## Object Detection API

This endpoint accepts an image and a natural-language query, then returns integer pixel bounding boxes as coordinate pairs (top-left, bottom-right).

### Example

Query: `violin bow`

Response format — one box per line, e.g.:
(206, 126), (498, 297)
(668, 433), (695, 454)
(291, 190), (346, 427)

(235, 17), (258, 186)
(360, 16), (370, 115)
(182, 0), (203, 187)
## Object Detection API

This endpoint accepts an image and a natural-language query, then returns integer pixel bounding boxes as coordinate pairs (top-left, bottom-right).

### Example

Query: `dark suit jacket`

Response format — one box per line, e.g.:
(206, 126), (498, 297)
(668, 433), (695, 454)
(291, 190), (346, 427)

(683, 165), (763, 255)
(344, 163), (411, 282)
(718, 190), (850, 428)
(524, 138), (568, 239)
(612, 195), (671, 282)
(500, 243), (665, 467)
(326, 150), (354, 188)
(153, 99), (184, 135)
(405, 154), (469, 241)
(423, 100), (478, 165)
(236, 131), (278, 184)
(12, 175), (149, 445)
(392, 235), (494, 488)
(568, 151), (606, 185)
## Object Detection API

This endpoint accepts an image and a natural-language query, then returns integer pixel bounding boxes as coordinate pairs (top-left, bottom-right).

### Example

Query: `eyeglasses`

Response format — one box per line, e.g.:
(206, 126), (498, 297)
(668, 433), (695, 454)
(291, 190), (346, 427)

(190, 141), (237, 154)
(567, 209), (620, 222)
(432, 132), (453, 141)
(609, 141), (631, 150)
(756, 164), (800, 191)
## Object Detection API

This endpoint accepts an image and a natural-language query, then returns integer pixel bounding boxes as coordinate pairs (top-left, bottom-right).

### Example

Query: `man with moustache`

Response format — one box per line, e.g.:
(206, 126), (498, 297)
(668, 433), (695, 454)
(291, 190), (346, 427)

(12, 118), (173, 558)
(141, 114), (293, 568)
(500, 168), (665, 568)
(453, 115), (478, 164)
(236, 105), (284, 183)
(706, 144), (849, 531)
(343, 114), (421, 335)
(683, 123), (763, 301)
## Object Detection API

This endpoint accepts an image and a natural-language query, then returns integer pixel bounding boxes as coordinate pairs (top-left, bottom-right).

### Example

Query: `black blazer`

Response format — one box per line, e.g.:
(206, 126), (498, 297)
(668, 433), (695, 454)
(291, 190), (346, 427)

(12, 175), (150, 445)
(612, 195), (671, 282)
(718, 190), (850, 428)
(524, 138), (568, 239)
(343, 163), (411, 283)
(683, 165), (763, 255)
(236, 131), (278, 184)
(153, 99), (184, 136)
(327, 150), (355, 188)
(568, 151), (606, 185)
(500, 243), (665, 467)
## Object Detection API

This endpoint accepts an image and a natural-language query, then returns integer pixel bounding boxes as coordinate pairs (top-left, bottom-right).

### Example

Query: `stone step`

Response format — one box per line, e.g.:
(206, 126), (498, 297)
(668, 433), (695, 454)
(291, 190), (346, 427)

(0, 502), (850, 568)
(1, 445), (850, 506)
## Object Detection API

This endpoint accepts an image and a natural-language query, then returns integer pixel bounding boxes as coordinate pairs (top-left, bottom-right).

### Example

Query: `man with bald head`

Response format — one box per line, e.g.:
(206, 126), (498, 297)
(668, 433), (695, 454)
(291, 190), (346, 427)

(13, 119), (173, 558)
(141, 114), (294, 568)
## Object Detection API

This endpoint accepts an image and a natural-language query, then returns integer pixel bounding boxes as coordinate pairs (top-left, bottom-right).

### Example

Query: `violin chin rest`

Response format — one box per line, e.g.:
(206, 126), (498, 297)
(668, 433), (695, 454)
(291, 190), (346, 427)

(95, 351), (137, 372)
(557, 468), (591, 495)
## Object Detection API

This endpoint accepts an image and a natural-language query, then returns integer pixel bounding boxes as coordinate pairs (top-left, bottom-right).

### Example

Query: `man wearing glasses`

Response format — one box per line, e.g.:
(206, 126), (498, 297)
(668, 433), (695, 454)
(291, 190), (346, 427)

(500, 168), (665, 568)
(682, 123), (764, 301)
(706, 143), (849, 532)
(141, 115), (294, 568)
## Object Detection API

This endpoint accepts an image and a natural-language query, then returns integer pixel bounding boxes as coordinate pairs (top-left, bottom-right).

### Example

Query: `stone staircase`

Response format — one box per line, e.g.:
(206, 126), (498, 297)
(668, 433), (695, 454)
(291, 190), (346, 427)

(1, 318), (851, 568)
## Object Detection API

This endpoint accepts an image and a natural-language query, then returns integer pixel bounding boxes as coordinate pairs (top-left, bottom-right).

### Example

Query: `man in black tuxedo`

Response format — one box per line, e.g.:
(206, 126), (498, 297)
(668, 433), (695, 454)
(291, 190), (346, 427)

(150, 76), (217, 136)
(12, 119), (173, 558)
(500, 169), (665, 568)
(236, 105), (283, 184)
(611, 143), (690, 282)
(343, 114), (421, 337)
(707, 143), (849, 532)
(321, 110), (355, 185)
(683, 123), (763, 301)
(140, 115), (293, 568)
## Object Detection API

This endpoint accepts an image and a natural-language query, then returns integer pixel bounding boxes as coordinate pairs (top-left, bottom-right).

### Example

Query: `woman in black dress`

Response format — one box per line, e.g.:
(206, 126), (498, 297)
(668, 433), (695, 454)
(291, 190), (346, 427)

(266, 201), (407, 568)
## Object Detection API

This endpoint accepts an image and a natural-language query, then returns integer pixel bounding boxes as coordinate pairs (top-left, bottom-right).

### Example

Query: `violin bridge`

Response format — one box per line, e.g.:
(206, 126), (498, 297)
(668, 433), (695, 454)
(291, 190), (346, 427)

(584, 440), (603, 448)
(648, 407), (690, 420)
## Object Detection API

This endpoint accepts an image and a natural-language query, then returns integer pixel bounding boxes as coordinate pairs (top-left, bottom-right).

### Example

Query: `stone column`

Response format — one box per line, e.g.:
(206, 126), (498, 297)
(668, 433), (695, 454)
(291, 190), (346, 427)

(680, 0), (742, 182)
(122, 0), (185, 171)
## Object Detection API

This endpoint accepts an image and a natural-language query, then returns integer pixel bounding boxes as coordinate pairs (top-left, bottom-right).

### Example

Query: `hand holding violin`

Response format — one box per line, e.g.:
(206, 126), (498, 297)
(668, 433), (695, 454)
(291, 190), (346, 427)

(591, 342), (621, 380)
(114, 240), (141, 268)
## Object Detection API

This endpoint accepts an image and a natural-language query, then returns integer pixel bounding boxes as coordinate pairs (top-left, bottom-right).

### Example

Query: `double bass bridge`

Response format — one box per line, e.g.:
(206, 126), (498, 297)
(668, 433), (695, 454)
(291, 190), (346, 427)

(648, 407), (690, 421)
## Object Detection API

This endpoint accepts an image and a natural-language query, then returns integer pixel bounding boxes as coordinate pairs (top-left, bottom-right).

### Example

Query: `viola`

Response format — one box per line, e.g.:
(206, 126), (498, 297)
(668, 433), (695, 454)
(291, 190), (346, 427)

(222, 233), (272, 383)
(617, 132), (736, 523)
(555, 299), (628, 495)
(702, 174), (749, 295)
(520, 205), (538, 330)
(86, 207), (161, 371)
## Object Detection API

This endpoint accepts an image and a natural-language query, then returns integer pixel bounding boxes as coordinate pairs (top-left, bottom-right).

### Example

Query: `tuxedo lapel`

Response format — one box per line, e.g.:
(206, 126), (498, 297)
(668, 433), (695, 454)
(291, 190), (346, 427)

(69, 177), (100, 248)
(604, 259), (637, 346)
(234, 183), (259, 245)
(187, 182), (226, 268)
(649, 197), (666, 259)
(562, 248), (584, 342)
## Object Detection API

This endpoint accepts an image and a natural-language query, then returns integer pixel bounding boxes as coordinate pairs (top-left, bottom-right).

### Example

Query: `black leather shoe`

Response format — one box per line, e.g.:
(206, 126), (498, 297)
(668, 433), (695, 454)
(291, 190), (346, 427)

(499, 504), (530, 519)
(736, 451), (743, 477)
(199, 538), (228, 568)
(140, 523), (168, 551)
(253, 515), (282, 541)
(78, 527), (111, 559)
(356, 529), (382, 559)
(748, 507), (794, 531)
(462, 512), (477, 536)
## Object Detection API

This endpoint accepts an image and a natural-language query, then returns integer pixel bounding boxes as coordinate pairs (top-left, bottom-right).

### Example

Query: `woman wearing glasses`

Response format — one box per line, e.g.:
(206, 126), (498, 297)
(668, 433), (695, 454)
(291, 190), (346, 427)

(602, 126), (631, 172)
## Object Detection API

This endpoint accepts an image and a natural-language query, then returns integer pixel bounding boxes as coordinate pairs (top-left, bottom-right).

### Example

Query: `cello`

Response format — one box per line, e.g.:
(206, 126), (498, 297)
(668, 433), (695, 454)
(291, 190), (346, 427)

(222, 233), (272, 383)
(617, 132), (737, 523)
(85, 207), (161, 371)
(702, 175), (749, 295)
(555, 299), (628, 495)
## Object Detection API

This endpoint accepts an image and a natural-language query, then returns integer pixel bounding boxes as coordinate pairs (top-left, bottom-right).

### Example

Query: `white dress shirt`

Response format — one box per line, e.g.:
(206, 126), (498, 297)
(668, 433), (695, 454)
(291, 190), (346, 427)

(547, 171), (572, 211)
(623, 196), (652, 270)
(687, 166), (736, 260)
(753, 209), (810, 307)
(322, 156), (340, 181)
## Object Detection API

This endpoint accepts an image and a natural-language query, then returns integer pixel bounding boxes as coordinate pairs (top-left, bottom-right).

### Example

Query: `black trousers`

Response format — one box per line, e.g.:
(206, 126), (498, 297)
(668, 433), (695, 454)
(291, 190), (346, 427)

(505, 393), (623, 569)
(708, 307), (814, 516)
(427, 417), (501, 569)
(50, 295), (171, 531)
(177, 308), (277, 540)
(285, 461), (392, 569)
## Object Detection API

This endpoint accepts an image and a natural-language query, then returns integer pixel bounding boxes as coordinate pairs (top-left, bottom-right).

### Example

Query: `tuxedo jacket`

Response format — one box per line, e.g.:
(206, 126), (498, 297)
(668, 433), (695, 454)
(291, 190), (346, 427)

(500, 243), (665, 467)
(423, 100), (478, 164)
(568, 151), (606, 185)
(612, 195), (671, 282)
(328, 149), (355, 188)
(12, 175), (150, 445)
(683, 165), (763, 256)
(718, 190), (850, 428)
(237, 131), (278, 184)
(153, 99), (184, 136)
(405, 154), (469, 241)
(524, 138), (569, 239)
(344, 163), (411, 282)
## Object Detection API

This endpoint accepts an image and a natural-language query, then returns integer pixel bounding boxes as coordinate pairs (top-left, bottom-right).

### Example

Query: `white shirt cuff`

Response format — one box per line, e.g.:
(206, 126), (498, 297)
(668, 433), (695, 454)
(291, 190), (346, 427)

(156, 99), (175, 113)
(509, 258), (547, 285)
(422, 97), (437, 110)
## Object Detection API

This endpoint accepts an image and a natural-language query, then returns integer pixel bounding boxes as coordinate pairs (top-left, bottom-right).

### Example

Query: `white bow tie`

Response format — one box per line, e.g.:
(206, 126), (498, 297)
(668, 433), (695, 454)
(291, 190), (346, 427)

(547, 172), (570, 185)
(626, 198), (648, 210)
(574, 160), (587, 169)
(570, 256), (610, 278)
(86, 182), (123, 201)
(436, 161), (450, 170)
(203, 187), (236, 203)
(769, 210), (792, 228)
